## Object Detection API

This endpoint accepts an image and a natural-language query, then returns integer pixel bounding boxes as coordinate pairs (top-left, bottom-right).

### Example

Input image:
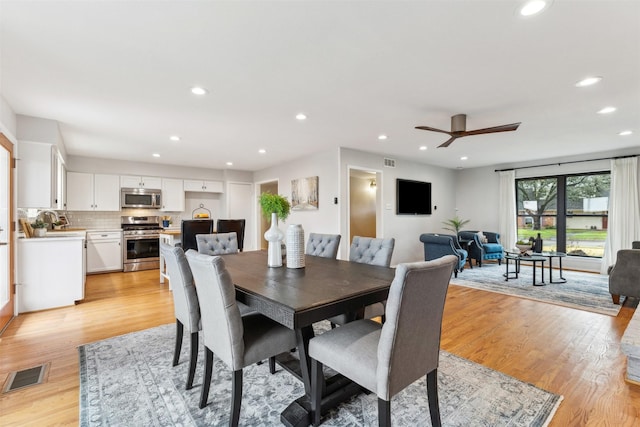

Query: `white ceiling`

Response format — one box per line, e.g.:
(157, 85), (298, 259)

(1, 1), (638, 171)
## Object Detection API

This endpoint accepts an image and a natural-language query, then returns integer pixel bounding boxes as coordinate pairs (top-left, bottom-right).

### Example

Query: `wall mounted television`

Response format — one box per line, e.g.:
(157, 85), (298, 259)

(396, 178), (432, 215)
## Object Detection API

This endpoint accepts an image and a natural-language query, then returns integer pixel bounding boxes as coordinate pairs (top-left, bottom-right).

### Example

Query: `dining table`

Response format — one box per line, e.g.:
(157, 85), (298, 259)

(221, 250), (396, 427)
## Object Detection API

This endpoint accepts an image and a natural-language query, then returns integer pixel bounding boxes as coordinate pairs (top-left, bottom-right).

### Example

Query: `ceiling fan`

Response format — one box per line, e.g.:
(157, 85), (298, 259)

(415, 114), (521, 148)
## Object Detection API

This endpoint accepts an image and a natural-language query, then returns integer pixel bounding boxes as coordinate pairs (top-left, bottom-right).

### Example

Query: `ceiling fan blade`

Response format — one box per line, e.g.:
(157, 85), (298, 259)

(463, 122), (521, 136)
(415, 125), (452, 135)
(438, 136), (458, 148)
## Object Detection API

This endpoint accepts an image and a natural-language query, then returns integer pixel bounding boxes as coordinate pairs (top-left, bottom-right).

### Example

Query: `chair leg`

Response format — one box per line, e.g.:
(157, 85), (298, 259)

(231, 369), (243, 427)
(269, 356), (276, 374)
(199, 348), (214, 409)
(454, 270), (458, 278)
(612, 294), (620, 305)
(311, 359), (324, 426)
(377, 398), (391, 427)
(186, 331), (198, 389)
(426, 369), (441, 427)
(173, 320), (184, 367)
(498, 258), (502, 266)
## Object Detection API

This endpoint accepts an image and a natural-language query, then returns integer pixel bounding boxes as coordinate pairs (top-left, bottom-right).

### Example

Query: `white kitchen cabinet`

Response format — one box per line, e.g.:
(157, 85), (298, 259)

(120, 175), (162, 189)
(67, 172), (120, 211)
(183, 179), (223, 193)
(17, 236), (85, 313)
(86, 231), (123, 273)
(161, 178), (185, 211)
(17, 141), (65, 209)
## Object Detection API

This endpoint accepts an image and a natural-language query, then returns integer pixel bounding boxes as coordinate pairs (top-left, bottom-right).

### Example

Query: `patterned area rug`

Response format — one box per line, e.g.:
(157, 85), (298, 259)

(79, 323), (562, 426)
(451, 261), (619, 316)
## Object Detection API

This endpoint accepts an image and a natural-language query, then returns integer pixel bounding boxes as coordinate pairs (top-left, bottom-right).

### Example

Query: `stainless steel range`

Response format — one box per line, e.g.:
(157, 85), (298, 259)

(121, 216), (161, 272)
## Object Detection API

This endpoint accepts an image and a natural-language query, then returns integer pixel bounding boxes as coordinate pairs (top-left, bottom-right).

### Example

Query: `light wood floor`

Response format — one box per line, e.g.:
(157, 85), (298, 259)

(1, 269), (639, 426)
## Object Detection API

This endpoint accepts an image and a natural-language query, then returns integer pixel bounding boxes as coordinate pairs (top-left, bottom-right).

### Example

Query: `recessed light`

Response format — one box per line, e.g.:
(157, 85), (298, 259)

(520, 0), (547, 16)
(378, 134), (388, 141)
(597, 106), (616, 114)
(419, 146), (427, 151)
(152, 153), (160, 158)
(169, 135), (181, 142)
(460, 156), (468, 161)
(296, 113), (307, 121)
(575, 76), (602, 87)
(191, 86), (208, 95)
(619, 130), (633, 136)
(226, 161), (233, 166)
(258, 149), (266, 154)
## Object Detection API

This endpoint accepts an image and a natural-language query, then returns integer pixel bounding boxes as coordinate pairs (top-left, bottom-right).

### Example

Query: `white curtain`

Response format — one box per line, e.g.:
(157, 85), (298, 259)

(600, 157), (640, 274)
(499, 170), (518, 251)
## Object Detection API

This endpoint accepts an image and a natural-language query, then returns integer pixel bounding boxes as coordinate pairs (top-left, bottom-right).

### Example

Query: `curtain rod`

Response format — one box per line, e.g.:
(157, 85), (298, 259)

(494, 154), (639, 172)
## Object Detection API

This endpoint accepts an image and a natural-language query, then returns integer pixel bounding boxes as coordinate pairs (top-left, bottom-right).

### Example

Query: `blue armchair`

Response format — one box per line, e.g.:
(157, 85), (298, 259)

(458, 230), (504, 267)
(419, 233), (468, 277)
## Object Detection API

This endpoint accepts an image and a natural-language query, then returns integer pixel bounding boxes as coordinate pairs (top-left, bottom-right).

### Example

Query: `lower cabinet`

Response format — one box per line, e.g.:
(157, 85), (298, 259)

(86, 231), (123, 273)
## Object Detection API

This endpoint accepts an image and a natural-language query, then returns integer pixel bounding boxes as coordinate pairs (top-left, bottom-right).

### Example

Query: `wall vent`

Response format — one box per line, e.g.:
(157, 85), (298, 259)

(2, 363), (49, 393)
(383, 158), (396, 168)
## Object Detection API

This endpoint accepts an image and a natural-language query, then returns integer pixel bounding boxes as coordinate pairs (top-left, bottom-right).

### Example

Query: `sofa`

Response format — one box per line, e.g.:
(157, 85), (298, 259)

(458, 230), (504, 267)
(419, 233), (468, 278)
(609, 246), (640, 305)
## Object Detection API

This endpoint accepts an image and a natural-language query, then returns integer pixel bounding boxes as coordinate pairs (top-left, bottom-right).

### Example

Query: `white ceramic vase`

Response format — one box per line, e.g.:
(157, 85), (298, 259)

(34, 228), (47, 237)
(264, 212), (284, 267)
(286, 224), (305, 269)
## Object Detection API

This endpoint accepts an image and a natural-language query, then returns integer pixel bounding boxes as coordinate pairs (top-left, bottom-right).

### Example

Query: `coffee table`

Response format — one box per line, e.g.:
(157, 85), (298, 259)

(504, 252), (546, 286)
(533, 252), (567, 283)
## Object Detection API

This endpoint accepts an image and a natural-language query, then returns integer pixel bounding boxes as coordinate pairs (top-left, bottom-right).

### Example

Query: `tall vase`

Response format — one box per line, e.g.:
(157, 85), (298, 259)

(286, 224), (305, 269)
(264, 212), (284, 267)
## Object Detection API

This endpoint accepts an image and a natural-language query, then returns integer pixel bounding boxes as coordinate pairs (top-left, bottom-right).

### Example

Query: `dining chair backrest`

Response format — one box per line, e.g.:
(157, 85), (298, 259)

(377, 255), (456, 399)
(306, 233), (341, 259)
(181, 219), (214, 252)
(216, 219), (246, 252)
(349, 236), (395, 267)
(196, 232), (239, 255)
(185, 251), (245, 370)
(160, 243), (200, 332)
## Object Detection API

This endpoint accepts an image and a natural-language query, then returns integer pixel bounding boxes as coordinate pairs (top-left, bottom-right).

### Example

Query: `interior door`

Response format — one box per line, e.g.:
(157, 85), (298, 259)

(0, 133), (15, 332)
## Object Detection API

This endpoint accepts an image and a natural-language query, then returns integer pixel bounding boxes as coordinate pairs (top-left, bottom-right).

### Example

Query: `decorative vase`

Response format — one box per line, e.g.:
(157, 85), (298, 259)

(34, 228), (47, 237)
(286, 224), (305, 269)
(264, 212), (284, 267)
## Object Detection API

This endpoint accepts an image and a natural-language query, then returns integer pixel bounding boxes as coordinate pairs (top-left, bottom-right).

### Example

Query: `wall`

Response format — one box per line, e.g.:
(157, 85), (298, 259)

(339, 148), (458, 265)
(454, 149), (640, 272)
(253, 149), (341, 255)
(0, 96), (16, 142)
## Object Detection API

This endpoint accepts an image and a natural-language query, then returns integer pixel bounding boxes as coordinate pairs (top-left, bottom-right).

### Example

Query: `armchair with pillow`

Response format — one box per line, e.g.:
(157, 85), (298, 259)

(419, 233), (468, 277)
(458, 230), (504, 267)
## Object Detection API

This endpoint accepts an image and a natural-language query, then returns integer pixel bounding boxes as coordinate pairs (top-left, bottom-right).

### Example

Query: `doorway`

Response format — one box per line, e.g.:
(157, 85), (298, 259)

(0, 133), (15, 333)
(257, 180), (278, 250)
(348, 168), (381, 244)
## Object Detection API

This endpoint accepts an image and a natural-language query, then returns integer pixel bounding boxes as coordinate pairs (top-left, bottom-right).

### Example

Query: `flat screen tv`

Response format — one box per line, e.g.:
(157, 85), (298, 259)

(396, 179), (432, 215)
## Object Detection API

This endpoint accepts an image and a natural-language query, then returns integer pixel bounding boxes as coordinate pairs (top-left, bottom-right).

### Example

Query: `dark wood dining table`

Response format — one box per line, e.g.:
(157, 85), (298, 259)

(221, 250), (395, 427)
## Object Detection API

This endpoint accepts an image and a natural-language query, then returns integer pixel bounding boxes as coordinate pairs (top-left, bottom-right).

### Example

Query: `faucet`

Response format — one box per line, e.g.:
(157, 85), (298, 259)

(36, 210), (60, 229)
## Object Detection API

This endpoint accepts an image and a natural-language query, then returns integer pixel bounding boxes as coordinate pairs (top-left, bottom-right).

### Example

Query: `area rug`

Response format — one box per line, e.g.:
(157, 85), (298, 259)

(79, 323), (562, 426)
(451, 262), (619, 316)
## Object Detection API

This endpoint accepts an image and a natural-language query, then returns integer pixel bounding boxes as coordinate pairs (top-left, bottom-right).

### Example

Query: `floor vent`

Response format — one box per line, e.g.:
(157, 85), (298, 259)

(383, 158), (396, 168)
(2, 363), (49, 393)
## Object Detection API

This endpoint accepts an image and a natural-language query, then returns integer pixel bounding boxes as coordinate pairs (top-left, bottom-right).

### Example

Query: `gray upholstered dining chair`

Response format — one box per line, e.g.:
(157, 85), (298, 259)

(185, 251), (298, 424)
(309, 255), (457, 427)
(330, 236), (395, 325)
(160, 243), (201, 390)
(196, 232), (239, 255)
(306, 233), (341, 259)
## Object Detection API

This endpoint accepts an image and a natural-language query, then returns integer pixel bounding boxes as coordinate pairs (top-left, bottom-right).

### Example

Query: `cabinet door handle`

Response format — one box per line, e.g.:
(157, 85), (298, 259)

(0, 242), (7, 246)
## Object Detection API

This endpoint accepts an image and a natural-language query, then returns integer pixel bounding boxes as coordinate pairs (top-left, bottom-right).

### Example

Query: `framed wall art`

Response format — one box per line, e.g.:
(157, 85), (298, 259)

(291, 176), (319, 211)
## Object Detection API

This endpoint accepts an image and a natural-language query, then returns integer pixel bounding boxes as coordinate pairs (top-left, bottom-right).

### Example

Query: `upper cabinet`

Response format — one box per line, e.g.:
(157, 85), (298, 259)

(183, 180), (223, 193)
(18, 141), (65, 209)
(67, 172), (120, 211)
(161, 178), (185, 212)
(120, 175), (162, 189)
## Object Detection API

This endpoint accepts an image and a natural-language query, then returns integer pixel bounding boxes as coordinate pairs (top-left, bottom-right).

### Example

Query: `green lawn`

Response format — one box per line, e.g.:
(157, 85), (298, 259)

(518, 228), (606, 241)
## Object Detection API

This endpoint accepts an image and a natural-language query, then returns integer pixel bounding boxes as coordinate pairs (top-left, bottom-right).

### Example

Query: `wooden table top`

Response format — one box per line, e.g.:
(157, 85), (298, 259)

(221, 250), (395, 329)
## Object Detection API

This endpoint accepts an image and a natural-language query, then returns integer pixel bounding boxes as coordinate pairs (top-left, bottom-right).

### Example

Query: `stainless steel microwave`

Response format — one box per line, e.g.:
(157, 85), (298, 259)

(121, 188), (162, 209)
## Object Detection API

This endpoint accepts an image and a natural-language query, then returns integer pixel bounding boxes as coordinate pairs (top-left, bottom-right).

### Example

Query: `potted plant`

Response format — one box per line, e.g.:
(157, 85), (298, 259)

(516, 239), (531, 253)
(442, 216), (470, 235)
(52, 220), (64, 230)
(31, 219), (49, 237)
(259, 192), (291, 267)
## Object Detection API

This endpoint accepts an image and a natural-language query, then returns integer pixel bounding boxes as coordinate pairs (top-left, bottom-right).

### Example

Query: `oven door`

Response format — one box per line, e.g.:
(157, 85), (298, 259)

(123, 235), (160, 272)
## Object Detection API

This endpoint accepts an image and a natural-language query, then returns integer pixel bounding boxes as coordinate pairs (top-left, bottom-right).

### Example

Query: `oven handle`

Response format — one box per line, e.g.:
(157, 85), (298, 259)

(124, 235), (160, 241)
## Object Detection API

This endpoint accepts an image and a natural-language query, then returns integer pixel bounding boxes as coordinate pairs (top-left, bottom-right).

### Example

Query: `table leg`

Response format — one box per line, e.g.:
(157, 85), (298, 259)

(533, 260), (546, 286)
(549, 256), (567, 284)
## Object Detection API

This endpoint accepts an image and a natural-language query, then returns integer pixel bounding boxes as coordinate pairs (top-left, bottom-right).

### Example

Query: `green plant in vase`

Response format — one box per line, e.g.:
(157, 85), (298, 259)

(442, 216), (470, 235)
(31, 219), (49, 237)
(259, 192), (290, 267)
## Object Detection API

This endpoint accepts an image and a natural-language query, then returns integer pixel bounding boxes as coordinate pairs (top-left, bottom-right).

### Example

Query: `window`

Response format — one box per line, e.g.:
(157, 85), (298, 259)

(516, 172), (610, 257)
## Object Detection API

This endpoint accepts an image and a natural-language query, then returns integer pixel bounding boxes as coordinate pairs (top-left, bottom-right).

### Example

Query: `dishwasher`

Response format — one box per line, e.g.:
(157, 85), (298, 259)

(86, 231), (123, 273)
